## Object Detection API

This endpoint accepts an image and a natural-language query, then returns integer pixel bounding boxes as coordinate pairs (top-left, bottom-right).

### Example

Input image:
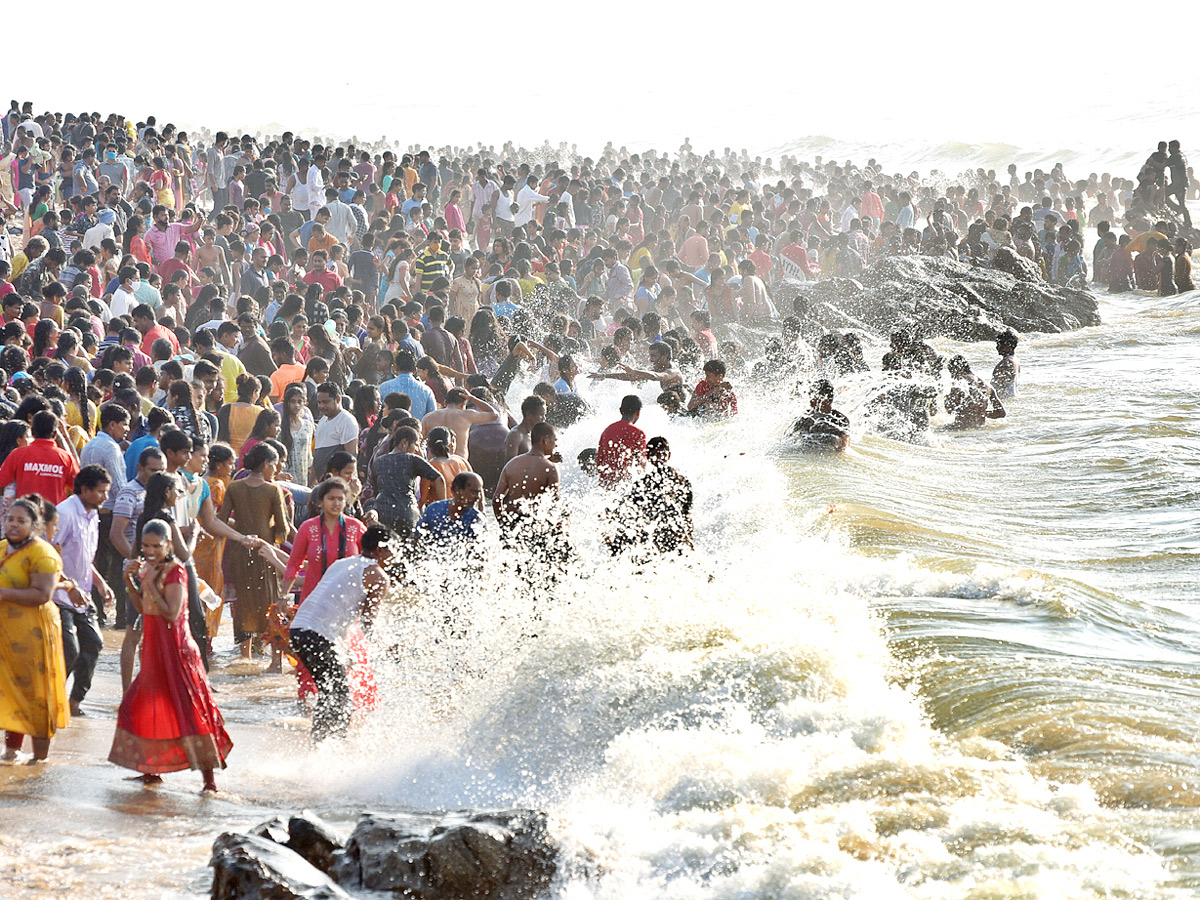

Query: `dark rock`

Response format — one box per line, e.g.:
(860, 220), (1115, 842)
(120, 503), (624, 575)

(249, 817), (292, 846)
(776, 253), (1100, 342)
(287, 810), (347, 875)
(210, 832), (353, 900)
(335, 809), (557, 900)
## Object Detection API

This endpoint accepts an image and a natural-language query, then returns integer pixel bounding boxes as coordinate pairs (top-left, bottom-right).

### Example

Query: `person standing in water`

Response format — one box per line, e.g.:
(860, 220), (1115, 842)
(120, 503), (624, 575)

(288, 524), (395, 742)
(109, 518), (231, 792)
(991, 331), (1020, 399)
(945, 356), (1006, 428)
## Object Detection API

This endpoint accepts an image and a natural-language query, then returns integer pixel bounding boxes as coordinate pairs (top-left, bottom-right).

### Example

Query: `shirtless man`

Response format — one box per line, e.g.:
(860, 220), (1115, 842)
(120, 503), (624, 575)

(590, 340), (684, 392)
(503, 395), (546, 462)
(945, 355), (1006, 428)
(493, 422), (560, 528)
(421, 387), (499, 464)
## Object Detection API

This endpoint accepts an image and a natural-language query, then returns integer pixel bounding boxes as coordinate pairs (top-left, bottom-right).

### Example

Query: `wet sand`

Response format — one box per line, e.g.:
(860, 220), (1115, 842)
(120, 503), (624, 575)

(0, 631), (308, 899)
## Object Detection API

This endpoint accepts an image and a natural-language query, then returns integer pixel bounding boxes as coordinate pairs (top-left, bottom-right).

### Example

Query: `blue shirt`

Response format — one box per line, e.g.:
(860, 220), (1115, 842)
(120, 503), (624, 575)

(81, 431), (128, 510)
(124, 434), (159, 480)
(416, 500), (481, 544)
(377, 373), (437, 420)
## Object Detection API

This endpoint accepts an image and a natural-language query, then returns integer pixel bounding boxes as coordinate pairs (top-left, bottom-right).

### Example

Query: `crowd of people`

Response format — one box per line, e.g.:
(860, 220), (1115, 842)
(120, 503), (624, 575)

(0, 100), (1187, 788)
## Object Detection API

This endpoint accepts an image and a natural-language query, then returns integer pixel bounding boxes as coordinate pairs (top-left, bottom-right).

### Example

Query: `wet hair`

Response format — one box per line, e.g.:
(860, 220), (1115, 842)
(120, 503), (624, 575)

(361, 524), (393, 553)
(620, 394), (642, 417)
(426, 426), (453, 458)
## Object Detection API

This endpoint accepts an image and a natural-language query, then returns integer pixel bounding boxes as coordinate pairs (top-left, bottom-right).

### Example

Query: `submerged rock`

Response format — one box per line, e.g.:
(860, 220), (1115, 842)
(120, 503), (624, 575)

(335, 809), (557, 900)
(779, 253), (1101, 341)
(210, 832), (352, 900)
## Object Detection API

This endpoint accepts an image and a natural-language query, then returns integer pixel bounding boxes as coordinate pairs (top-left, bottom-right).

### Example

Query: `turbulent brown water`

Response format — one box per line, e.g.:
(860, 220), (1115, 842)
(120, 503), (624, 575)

(2, 287), (1198, 899)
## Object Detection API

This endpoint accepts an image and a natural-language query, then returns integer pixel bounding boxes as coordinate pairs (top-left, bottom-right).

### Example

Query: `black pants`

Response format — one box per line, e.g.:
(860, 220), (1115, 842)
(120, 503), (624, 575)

(289, 629), (349, 741)
(185, 562), (208, 670)
(97, 511), (127, 627)
(60, 605), (103, 704)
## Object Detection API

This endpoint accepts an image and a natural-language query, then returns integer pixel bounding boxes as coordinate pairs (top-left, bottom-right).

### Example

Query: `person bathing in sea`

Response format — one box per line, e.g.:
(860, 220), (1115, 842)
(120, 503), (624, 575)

(991, 331), (1019, 399)
(791, 379), (850, 450)
(945, 355), (1006, 428)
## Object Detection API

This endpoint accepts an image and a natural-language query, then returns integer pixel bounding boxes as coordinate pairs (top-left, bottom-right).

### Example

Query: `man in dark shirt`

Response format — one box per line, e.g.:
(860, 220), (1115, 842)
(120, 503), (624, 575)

(236, 311), (277, 376)
(419, 305), (462, 370)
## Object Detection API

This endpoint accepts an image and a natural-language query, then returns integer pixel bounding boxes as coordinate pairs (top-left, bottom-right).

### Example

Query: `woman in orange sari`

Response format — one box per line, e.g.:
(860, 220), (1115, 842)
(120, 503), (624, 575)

(193, 444), (235, 641)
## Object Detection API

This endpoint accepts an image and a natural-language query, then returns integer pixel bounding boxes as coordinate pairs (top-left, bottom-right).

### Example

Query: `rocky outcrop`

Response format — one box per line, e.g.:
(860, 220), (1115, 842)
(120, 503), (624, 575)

(335, 810), (557, 900)
(778, 252), (1101, 341)
(210, 832), (352, 900)
(211, 809), (557, 900)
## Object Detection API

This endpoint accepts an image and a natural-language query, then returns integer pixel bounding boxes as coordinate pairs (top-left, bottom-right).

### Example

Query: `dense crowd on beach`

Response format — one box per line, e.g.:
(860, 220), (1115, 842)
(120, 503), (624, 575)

(0, 99), (1189, 789)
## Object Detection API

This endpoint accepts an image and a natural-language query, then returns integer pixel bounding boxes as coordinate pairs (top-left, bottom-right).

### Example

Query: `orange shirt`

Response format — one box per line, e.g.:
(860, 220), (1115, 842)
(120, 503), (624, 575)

(269, 363), (306, 400)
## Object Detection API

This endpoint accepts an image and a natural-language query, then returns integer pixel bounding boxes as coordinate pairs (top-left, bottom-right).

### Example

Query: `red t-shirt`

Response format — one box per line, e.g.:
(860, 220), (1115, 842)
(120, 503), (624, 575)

(303, 269), (343, 297)
(693, 378), (738, 416)
(749, 249), (773, 277)
(596, 419), (647, 488)
(141, 323), (180, 357)
(0, 438), (80, 504)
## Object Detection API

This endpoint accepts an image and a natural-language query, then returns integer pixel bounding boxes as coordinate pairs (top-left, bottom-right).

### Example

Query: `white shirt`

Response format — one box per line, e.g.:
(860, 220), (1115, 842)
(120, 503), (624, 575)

(840, 204), (858, 233)
(82, 222), (114, 252)
(314, 408), (358, 450)
(291, 555), (374, 643)
(109, 285), (137, 320)
(495, 189), (516, 223)
(515, 184), (551, 227)
(307, 165), (326, 216)
(470, 180), (498, 218)
(324, 199), (356, 244)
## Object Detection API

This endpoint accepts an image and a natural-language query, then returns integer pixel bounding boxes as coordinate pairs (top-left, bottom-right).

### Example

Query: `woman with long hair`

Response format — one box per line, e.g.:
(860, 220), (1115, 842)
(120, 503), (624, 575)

(168, 380), (211, 445)
(307, 324), (349, 387)
(277, 477), (377, 712)
(63, 367), (95, 438)
(124, 215), (151, 265)
(0, 495), (68, 763)
(218, 443), (291, 660)
(352, 383), (380, 432)
(31, 319), (58, 359)
(215, 373), (262, 454)
(468, 308), (506, 377)
(109, 518), (231, 792)
(236, 407), (281, 469)
(277, 383), (314, 485)
(56, 329), (93, 374)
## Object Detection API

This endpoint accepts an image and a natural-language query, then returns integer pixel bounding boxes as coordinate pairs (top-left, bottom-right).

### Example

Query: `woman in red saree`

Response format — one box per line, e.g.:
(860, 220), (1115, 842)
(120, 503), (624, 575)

(109, 518), (231, 792)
